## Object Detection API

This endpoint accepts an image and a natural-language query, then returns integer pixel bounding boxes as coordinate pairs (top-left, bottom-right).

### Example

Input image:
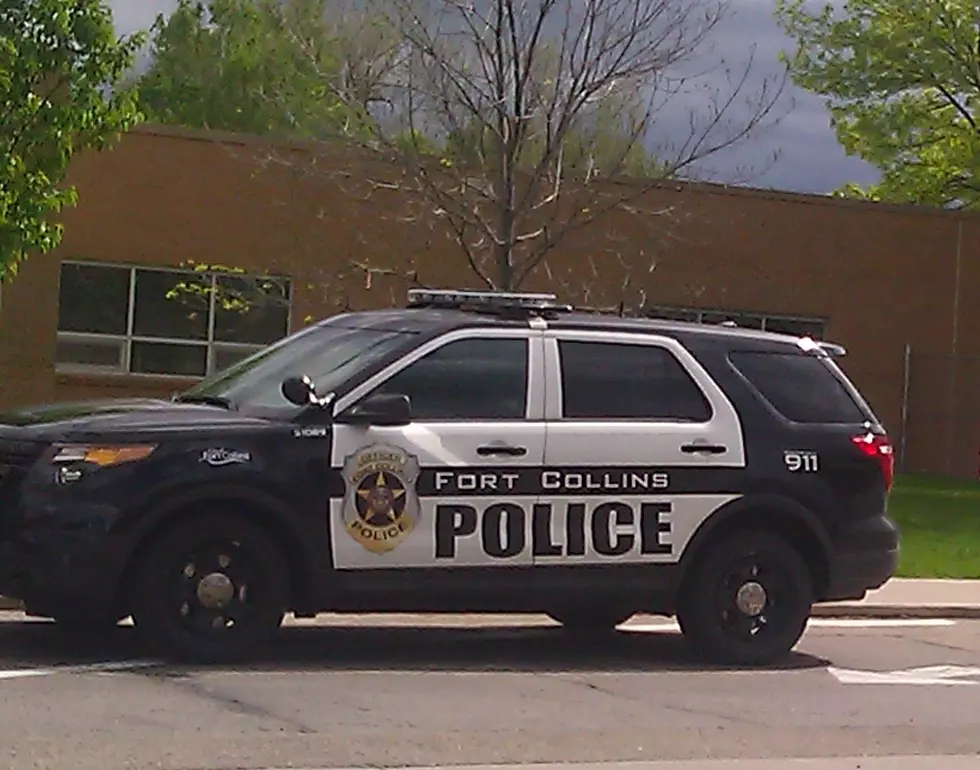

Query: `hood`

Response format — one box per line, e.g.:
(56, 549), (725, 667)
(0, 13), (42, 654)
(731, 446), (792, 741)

(0, 398), (274, 440)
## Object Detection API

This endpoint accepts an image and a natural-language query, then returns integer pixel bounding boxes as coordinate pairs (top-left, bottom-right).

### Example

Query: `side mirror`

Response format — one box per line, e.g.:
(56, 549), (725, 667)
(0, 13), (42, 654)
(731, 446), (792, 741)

(338, 392), (411, 427)
(281, 375), (317, 407)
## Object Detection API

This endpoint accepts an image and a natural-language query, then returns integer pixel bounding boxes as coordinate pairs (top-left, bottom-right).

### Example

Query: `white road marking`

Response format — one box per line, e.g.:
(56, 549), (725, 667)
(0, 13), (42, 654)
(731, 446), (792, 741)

(0, 617), (958, 683)
(829, 664), (980, 686)
(0, 660), (158, 680)
(802, 618), (957, 628)
(261, 756), (980, 769)
(622, 618), (956, 633)
(0, 669), (52, 680)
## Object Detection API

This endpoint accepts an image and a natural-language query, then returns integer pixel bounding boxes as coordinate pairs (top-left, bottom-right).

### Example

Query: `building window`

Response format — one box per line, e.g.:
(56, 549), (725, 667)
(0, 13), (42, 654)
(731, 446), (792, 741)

(645, 304), (826, 339)
(56, 261), (292, 378)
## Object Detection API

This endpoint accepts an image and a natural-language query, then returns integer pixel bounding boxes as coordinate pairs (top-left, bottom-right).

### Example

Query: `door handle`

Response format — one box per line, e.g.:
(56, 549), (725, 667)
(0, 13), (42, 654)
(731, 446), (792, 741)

(680, 443), (727, 455)
(476, 444), (528, 457)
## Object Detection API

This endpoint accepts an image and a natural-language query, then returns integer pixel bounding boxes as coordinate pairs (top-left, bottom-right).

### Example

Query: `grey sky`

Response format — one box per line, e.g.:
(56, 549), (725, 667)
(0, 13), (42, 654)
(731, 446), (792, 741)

(105, 0), (881, 195)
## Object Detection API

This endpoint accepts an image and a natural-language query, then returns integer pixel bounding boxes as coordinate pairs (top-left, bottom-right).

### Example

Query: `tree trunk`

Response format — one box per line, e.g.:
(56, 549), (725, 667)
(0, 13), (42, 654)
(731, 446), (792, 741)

(495, 232), (516, 290)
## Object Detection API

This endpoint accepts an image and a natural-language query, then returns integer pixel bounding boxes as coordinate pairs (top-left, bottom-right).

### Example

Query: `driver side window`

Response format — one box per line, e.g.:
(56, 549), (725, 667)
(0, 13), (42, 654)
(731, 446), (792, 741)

(370, 336), (529, 420)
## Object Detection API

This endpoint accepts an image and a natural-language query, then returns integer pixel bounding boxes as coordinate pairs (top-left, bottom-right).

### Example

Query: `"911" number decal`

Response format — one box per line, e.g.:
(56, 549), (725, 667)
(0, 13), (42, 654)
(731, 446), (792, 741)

(784, 450), (819, 473)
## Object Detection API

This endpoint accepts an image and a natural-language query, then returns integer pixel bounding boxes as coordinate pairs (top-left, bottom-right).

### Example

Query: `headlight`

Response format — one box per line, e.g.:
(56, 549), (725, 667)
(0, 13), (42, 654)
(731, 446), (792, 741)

(52, 444), (157, 467)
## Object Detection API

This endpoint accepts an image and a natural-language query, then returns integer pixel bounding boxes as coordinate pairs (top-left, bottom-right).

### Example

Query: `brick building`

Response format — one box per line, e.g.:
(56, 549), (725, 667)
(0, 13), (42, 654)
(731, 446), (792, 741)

(0, 125), (976, 476)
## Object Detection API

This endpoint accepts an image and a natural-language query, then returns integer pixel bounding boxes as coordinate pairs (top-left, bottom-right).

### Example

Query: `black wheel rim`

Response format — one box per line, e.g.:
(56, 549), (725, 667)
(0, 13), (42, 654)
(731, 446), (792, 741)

(710, 551), (798, 645)
(166, 538), (264, 640)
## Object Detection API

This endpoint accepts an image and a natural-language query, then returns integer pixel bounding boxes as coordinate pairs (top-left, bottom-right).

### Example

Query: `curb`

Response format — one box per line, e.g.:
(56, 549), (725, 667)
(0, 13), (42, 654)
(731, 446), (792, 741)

(811, 604), (980, 620)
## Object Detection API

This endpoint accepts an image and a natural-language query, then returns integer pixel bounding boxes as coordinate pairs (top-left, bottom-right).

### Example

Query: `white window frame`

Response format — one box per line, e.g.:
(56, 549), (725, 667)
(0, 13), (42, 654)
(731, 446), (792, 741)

(542, 330), (734, 424)
(542, 329), (747, 467)
(55, 259), (293, 379)
(333, 327), (547, 422)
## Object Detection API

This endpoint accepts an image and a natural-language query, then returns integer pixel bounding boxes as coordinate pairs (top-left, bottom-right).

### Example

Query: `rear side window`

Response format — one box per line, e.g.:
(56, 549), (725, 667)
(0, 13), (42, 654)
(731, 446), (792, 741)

(729, 351), (870, 424)
(559, 340), (713, 421)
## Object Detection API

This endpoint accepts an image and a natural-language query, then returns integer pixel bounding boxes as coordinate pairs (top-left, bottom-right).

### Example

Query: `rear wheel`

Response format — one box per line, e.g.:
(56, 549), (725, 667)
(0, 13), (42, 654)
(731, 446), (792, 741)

(548, 606), (634, 632)
(130, 514), (288, 663)
(676, 531), (813, 667)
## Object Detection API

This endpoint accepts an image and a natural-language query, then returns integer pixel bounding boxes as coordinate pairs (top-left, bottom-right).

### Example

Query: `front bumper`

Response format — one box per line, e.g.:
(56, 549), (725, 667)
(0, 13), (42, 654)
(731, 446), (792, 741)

(0, 505), (131, 619)
(821, 514), (900, 602)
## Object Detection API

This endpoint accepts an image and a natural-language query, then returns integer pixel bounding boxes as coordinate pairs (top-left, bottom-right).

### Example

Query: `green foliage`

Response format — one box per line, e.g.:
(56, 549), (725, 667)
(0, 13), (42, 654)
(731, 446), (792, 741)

(775, 0), (980, 208)
(0, 0), (143, 282)
(137, 0), (373, 140)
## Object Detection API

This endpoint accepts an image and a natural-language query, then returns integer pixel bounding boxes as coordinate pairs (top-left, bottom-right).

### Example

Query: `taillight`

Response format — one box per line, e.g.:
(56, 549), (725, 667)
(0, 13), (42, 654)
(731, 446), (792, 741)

(851, 432), (894, 491)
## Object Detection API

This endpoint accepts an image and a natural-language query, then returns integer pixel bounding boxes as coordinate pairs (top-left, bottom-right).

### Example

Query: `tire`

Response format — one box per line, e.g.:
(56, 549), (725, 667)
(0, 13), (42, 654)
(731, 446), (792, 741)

(548, 606), (634, 632)
(676, 531), (813, 667)
(130, 513), (289, 664)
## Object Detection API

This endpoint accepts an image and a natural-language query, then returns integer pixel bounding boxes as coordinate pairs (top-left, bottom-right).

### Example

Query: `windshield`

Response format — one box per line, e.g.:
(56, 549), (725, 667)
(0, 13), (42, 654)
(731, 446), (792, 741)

(180, 324), (417, 411)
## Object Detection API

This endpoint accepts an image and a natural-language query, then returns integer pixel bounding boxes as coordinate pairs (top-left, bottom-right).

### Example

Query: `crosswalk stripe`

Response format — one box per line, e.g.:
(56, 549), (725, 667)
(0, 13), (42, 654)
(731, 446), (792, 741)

(0, 660), (158, 680)
(623, 618), (955, 632)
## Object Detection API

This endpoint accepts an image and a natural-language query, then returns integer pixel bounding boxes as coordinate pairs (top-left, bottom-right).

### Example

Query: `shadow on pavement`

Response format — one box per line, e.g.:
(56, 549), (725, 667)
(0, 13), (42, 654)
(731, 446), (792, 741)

(0, 618), (830, 675)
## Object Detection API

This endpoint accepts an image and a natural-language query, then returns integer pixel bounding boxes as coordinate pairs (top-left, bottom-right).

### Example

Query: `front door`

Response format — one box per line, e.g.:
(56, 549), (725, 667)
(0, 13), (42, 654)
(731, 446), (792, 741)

(537, 330), (747, 566)
(329, 327), (546, 570)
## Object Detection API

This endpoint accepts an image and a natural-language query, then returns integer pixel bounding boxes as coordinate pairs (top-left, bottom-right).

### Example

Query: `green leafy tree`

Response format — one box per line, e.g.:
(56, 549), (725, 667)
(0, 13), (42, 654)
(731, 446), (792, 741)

(137, 0), (375, 139)
(0, 0), (143, 282)
(776, 0), (980, 208)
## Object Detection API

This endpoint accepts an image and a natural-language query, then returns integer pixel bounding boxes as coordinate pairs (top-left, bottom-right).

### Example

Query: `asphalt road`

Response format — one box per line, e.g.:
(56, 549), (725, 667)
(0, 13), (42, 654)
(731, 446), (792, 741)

(0, 613), (978, 770)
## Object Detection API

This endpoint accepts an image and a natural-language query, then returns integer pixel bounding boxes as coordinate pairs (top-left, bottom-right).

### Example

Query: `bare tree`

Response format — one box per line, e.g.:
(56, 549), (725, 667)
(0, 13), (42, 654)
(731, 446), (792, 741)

(167, 0), (790, 320)
(299, 0), (791, 295)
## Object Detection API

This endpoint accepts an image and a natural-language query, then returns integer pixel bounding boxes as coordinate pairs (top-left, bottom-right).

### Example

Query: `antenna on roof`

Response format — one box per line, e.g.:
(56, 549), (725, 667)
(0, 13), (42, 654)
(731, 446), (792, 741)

(406, 288), (573, 317)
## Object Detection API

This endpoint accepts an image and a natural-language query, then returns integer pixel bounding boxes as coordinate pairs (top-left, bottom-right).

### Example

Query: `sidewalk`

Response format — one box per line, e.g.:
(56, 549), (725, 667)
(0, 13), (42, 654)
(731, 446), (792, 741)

(1, 579), (979, 618)
(812, 578), (980, 619)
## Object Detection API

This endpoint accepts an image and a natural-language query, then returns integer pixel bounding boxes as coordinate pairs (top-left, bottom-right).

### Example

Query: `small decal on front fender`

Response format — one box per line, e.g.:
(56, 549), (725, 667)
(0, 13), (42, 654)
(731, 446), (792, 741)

(200, 449), (252, 467)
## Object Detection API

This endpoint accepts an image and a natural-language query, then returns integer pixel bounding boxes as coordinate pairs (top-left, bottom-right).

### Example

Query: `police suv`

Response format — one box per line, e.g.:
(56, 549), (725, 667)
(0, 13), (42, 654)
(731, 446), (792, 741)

(0, 289), (898, 665)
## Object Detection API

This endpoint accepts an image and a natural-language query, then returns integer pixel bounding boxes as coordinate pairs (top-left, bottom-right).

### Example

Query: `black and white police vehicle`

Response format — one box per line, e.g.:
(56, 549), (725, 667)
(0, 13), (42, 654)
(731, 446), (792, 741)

(0, 289), (898, 665)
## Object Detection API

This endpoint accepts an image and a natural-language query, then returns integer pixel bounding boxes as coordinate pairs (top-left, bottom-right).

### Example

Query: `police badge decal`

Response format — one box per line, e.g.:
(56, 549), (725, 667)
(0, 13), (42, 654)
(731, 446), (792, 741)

(342, 444), (422, 554)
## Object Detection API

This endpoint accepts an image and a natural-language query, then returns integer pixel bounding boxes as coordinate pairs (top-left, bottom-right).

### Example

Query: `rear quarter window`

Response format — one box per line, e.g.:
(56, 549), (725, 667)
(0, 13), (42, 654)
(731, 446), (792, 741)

(728, 351), (871, 424)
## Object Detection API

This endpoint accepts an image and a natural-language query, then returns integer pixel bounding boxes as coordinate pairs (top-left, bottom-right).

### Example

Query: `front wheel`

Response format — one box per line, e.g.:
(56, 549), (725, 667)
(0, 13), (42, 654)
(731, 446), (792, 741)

(676, 531), (813, 667)
(130, 514), (289, 663)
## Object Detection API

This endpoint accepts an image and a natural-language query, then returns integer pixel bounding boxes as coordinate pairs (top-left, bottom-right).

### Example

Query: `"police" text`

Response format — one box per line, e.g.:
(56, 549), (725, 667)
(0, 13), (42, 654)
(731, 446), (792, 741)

(434, 500), (672, 559)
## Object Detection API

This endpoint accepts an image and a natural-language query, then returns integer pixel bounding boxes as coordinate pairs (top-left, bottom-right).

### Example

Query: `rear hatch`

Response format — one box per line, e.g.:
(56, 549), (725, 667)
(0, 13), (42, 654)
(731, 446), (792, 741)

(726, 340), (894, 517)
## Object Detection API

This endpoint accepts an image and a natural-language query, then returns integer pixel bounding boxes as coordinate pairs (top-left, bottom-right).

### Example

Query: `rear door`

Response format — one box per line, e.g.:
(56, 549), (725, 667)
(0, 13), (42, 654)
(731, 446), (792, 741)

(329, 327), (546, 570)
(536, 329), (746, 566)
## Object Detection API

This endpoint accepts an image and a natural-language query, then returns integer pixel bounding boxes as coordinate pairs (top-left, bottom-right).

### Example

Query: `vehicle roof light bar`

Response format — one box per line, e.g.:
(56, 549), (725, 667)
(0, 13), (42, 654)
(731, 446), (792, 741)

(407, 288), (573, 315)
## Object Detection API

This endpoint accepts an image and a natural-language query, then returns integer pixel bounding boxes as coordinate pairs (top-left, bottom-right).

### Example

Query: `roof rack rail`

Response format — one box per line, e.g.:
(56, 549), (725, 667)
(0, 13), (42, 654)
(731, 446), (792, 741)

(406, 288), (573, 317)
(797, 336), (847, 357)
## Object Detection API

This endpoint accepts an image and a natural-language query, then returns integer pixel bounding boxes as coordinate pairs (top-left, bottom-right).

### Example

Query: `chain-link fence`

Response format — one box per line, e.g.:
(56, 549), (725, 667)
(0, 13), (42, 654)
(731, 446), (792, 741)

(899, 347), (980, 479)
